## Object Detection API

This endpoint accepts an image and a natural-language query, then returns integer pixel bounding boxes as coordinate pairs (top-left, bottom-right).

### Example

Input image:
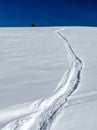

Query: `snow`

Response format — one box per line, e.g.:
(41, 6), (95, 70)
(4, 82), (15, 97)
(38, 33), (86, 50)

(0, 27), (68, 109)
(0, 27), (97, 130)
(61, 27), (97, 95)
(51, 27), (97, 130)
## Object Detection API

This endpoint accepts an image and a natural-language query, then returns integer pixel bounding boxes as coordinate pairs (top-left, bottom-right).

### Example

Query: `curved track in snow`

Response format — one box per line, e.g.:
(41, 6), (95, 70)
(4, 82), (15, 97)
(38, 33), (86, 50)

(0, 28), (83, 130)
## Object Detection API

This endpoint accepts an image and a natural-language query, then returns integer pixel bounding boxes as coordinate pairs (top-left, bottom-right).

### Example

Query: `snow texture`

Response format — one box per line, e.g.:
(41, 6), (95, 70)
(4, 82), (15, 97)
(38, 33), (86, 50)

(0, 28), (82, 130)
(0, 27), (97, 130)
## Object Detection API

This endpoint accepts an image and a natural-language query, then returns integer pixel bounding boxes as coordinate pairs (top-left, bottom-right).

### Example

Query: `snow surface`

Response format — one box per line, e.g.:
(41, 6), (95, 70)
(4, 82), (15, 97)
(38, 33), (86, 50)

(51, 27), (97, 130)
(0, 27), (97, 130)
(0, 27), (68, 109)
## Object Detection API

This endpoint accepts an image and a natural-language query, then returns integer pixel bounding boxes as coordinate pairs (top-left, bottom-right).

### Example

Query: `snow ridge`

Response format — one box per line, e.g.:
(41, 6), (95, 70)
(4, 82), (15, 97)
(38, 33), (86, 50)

(0, 28), (83, 130)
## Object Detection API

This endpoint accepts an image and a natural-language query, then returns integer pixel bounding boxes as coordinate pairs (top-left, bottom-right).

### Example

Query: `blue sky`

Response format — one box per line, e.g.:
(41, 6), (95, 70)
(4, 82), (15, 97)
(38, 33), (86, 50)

(0, 0), (97, 27)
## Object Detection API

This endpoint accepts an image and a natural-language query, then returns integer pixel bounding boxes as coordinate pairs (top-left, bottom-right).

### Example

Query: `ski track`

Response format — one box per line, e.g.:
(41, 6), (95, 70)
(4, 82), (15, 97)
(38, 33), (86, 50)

(0, 28), (83, 130)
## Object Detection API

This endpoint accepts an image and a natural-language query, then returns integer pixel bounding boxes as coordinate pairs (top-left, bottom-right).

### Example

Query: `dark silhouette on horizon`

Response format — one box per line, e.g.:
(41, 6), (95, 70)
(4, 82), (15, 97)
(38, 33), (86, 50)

(31, 24), (36, 27)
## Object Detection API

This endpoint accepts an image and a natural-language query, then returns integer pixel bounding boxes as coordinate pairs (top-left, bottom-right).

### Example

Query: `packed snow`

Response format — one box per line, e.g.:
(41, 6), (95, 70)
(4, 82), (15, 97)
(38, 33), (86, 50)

(51, 27), (97, 130)
(0, 27), (97, 130)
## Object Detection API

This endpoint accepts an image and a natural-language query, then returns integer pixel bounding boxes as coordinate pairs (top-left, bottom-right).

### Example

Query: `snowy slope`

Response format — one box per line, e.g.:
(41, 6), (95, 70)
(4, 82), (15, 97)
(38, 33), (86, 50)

(51, 27), (97, 130)
(0, 27), (68, 109)
(0, 27), (97, 130)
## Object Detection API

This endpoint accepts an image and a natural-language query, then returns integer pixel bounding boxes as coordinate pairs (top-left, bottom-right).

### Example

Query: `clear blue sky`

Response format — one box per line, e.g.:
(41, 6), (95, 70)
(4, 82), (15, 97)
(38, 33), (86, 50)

(0, 0), (97, 27)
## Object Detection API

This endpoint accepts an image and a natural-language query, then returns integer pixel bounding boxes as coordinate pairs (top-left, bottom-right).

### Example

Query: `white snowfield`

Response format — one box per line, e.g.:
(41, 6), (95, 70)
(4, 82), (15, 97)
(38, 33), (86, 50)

(0, 27), (97, 130)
